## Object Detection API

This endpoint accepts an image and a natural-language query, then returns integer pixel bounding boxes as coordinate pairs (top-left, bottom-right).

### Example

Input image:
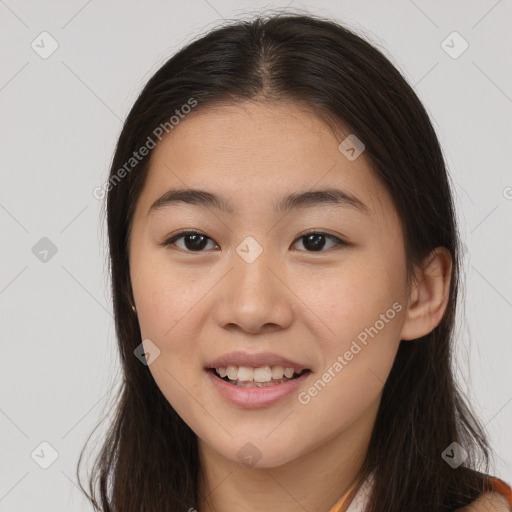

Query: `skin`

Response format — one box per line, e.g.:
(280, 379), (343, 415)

(127, 100), (496, 512)
(460, 493), (510, 512)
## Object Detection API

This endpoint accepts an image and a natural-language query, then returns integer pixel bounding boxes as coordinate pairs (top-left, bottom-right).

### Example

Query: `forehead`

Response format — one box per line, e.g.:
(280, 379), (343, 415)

(151, 100), (345, 173)
(137, 100), (393, 222)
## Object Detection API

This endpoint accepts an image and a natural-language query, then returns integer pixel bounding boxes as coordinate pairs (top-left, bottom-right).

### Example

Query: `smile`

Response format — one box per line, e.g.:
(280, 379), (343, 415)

(206, 367), (312, 408)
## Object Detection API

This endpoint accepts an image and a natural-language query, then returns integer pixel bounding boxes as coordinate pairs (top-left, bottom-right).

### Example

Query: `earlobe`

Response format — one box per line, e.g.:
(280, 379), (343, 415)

(400, 247), (452, 341)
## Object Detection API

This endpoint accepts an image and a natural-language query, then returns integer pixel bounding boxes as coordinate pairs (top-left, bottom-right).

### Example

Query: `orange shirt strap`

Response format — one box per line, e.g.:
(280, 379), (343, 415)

(327, 475), (512, 511)
(328, 479), (360, 512)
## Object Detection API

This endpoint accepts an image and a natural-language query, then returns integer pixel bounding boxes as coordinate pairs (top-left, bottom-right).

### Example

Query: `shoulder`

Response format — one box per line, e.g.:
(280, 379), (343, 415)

(456, 491), (511, 512)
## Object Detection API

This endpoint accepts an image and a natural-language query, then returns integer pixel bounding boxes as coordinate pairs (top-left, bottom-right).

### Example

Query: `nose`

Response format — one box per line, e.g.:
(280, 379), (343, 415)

(212, 243), (294, 335)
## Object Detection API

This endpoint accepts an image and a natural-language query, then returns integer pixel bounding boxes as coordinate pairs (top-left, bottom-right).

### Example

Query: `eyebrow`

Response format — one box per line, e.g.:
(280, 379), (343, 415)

(148, 187), (368, 216)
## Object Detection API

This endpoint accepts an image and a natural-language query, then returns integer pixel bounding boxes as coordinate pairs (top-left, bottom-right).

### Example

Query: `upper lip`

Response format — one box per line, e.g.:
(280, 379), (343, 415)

(205, 351), (311, 372)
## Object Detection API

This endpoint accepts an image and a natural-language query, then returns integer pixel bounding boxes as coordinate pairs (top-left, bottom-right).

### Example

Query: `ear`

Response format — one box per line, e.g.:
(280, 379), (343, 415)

(400, 247), (452, 341)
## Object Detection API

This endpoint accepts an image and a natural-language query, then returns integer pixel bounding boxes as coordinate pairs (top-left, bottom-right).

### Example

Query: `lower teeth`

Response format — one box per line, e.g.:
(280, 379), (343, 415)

(231, 378), (291, 387)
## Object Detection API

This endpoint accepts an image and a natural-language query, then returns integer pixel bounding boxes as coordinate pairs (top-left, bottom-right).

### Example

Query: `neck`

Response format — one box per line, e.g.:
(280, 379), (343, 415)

(197, 398), (378, 512)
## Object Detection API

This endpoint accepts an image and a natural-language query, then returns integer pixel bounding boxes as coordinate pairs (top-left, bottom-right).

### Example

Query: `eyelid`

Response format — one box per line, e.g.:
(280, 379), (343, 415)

(298, 229), (347, 242)
(161, 229), (219, 250)
(292, 230), (347, 251)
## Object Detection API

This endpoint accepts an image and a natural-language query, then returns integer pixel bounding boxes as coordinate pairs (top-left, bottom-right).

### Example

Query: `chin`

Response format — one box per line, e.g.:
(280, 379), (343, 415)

(218, 437), (301, 469)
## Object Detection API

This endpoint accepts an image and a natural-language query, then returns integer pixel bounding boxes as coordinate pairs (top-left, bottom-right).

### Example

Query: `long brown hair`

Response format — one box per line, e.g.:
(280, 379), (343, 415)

(78, 11), (496, 511)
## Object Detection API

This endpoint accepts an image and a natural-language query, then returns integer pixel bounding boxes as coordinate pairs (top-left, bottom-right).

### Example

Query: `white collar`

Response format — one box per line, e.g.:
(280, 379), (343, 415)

(344, 471), (375, 512)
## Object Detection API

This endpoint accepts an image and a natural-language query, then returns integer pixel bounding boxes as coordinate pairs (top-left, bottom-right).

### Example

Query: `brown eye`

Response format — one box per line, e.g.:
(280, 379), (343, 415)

(163, 231), (219, 252)
(162, 230), (346, 253)
(291, 232), (345, 252)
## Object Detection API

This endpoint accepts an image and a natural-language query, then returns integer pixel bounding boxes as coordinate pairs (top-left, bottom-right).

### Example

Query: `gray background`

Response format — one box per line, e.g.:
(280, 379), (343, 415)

(1, 0), (511, 510)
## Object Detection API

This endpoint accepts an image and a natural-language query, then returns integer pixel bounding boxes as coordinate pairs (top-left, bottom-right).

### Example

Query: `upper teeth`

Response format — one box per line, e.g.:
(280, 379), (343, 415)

(215, 365), (302, 382)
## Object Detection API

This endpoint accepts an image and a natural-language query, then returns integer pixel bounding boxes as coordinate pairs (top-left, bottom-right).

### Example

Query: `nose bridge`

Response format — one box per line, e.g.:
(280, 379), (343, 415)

(235, 234), (267, 267)
(214, 233), (293, 333)
(232, 234), (279, 293)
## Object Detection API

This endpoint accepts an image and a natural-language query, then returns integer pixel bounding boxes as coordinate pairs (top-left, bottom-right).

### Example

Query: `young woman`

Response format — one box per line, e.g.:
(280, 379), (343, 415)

(78, 12), (512, 512)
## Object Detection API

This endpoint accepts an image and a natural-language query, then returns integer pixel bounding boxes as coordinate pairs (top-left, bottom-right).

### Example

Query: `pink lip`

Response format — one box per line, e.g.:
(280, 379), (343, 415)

(205, 351), (310, 372)
(206, 368), (311, 408)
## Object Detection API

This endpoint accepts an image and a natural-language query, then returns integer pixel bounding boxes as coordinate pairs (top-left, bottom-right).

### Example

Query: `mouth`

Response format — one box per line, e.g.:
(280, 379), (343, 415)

(207, 366), (312, 388)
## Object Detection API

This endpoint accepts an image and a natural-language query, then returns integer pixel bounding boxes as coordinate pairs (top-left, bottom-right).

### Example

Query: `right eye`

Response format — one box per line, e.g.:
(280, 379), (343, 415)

(162, 230), (220, 252)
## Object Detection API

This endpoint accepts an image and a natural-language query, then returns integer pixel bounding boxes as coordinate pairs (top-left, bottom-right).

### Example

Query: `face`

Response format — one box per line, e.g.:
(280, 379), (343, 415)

(129, 100), (410, 468)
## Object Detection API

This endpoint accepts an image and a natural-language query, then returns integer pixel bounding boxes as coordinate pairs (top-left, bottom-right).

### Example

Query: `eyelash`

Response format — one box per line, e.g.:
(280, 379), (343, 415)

(161, 229), (348, 253)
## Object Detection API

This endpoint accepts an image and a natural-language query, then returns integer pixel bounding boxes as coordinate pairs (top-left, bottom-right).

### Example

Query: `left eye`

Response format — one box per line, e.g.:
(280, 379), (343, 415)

(162, 231), (345, 252)
(291, 232), (345, 252)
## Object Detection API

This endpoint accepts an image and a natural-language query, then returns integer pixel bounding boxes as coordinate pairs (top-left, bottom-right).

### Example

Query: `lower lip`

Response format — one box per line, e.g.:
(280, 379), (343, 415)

(206, 369), (311, 408)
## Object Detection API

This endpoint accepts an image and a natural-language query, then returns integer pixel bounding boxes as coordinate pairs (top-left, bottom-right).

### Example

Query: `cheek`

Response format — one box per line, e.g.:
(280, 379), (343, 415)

(295, 272), (405, 439)
(131, 249), (209, 341)
(304, 257), (405, 348)
(132, 265), (207, 417)
(303, 268), (406, 419)
(130, 274), (205, 415)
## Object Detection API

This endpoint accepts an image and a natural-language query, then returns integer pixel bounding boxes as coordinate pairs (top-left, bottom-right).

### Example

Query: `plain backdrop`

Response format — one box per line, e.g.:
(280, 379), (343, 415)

(1, 1), (511, 510)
